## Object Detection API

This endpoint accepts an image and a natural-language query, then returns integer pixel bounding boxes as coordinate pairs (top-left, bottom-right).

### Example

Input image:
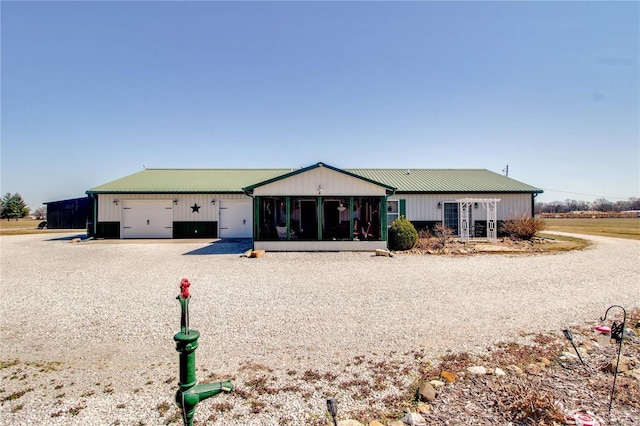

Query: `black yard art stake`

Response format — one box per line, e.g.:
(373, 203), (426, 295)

(599, 305), (627, 415)
(326, 398), (338, 426)
(562, 328), (588, 370)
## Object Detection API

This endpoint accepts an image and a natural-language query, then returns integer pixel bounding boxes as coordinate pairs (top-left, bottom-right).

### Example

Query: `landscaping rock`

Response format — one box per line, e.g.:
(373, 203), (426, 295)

(605, 355), (633, 373)
(494, 367), (506, 376)
(250, 249), (266, 258)
(467, 366), (487, 375)
(506, 365), (524, 375)
(337, 420), (364, 426)
(418, 381), (436, 401)
(440, 371), (459, 383)
(526, 363), (542, 375)
(429, 379), (445, 389)
(537, 357), (551, 366)
(402, 412), (427, 425)
(416, 402), (431, 414)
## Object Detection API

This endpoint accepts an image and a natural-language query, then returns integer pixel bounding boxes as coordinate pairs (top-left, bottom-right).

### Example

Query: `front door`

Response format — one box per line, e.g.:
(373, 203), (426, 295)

(443, 202), (459, 235)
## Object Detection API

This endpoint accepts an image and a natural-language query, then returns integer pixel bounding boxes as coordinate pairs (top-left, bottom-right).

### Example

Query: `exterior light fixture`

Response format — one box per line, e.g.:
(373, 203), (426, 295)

(318, 185), (323, 195)
(173, 199), (178, 205)
(113, 199), (119, 206)
(474, 202), (479, 209)
(211, 199), (216, 205)
(437, 202), (442, 209)
(337, 203), (346, 212)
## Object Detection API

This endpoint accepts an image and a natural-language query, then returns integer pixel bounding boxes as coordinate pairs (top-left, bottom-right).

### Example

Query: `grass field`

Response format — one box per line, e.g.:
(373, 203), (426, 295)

(0, 219), (80, 236)
(543, 217), (640, 240)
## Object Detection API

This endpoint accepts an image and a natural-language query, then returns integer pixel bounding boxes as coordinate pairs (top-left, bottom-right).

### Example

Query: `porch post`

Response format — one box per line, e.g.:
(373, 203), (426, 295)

(460, 201), (470, 242)
(285, 197), (291, 240)
(253, 197), (260, 241)
(349, 196), (354, 240)
(487, 200), (497, 242)
(317, 196), (323, 241)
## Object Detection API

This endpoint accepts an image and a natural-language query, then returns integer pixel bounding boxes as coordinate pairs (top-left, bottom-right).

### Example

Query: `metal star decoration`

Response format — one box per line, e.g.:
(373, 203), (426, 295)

(191, 203), (201, 213)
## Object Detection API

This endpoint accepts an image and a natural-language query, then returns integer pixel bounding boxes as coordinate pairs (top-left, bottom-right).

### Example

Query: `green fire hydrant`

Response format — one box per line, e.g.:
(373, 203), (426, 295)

(174, 278), (234, 426)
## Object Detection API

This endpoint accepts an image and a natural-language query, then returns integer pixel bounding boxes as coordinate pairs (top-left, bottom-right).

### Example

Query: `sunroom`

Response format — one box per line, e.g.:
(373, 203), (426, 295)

(243, 163), (396, 251)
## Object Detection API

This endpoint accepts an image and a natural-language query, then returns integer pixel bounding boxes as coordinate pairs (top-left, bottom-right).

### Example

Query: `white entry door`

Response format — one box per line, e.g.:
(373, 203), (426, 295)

(121, 200), (173, 238)
(219, 200), (252, 238)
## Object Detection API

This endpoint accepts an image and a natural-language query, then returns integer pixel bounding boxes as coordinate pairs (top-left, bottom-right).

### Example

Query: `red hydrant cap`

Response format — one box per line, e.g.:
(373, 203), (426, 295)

(180, 278), (191, 299)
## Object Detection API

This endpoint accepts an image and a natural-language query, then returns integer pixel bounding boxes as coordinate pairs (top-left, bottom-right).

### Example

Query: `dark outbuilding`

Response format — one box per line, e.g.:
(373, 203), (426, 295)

(44, 197), (89, 229)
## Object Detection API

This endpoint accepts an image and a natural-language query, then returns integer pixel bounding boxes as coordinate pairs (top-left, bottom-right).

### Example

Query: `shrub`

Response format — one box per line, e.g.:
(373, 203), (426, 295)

(388, 217), (418, 251)
(433, 223), (453, 249)
(500, 214), (546, 241)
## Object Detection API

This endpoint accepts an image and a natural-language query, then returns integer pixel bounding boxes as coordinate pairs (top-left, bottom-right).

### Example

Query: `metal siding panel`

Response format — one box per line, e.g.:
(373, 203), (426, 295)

(254, 167), (386, 196)
(403, 193), (533, 222)
(100, 193), (250, 223)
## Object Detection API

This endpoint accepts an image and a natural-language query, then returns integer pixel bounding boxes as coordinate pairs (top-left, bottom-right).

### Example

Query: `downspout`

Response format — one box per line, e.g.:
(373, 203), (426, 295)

(93, 194), (97, 237)
(242, 188), (256, 250)
(87, 193), (97, 238)
(532, 193), (538, 217)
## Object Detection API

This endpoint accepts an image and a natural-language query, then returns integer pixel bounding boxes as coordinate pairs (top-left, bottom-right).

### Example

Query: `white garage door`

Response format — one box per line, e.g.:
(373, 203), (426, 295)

(121, 200), (173, 239)
(219, 200), (252, 238)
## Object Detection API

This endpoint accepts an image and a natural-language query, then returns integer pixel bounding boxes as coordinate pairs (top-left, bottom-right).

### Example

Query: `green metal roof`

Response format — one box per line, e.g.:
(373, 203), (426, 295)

(87, 169), (292, 194)
(348, 169), (543, 193)
(87, 166), (542, 194)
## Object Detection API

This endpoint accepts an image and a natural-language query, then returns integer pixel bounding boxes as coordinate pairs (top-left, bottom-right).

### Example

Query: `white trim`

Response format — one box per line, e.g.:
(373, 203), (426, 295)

(456, 198), (501, 242)
(254, 240), (387, 252)
(387, 199), (399, 227)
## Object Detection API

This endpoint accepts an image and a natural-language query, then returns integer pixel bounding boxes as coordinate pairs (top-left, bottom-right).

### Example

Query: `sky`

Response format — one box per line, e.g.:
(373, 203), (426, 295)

(1, 1), (638, 209)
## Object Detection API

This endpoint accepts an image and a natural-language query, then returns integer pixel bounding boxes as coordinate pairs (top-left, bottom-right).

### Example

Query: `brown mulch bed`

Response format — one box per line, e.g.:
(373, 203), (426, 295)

(407, 236), (580, 255)
(413, 316), (640, 425)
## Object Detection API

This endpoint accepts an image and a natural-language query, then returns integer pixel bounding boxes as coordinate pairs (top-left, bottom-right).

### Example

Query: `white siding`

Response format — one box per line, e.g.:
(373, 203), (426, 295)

(253, 167), (387, 196)
(401, 193), (532, 221)
(98, 193), (249, 222)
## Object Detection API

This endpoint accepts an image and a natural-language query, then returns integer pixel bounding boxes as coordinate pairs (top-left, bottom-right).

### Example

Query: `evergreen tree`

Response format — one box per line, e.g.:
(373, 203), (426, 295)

(1, 193), (30, 220)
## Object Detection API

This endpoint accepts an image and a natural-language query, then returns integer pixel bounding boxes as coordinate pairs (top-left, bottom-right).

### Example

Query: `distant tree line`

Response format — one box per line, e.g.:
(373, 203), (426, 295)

(535, 197), (640, 214)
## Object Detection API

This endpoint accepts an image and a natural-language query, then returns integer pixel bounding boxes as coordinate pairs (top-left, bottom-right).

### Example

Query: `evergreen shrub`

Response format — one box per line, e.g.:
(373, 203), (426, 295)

(388, 217), (418, 251)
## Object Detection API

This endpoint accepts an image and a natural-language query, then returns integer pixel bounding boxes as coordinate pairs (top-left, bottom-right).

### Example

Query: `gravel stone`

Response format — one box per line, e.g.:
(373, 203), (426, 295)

(1, 232), (638, 425)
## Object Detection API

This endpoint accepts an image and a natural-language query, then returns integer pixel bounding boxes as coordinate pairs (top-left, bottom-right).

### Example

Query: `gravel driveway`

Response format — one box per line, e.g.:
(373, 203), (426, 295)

(1, 232), (638, 425)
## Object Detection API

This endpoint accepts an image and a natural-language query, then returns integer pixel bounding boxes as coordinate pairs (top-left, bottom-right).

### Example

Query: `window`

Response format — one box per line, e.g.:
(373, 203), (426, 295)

(387, 199), (399, 226)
